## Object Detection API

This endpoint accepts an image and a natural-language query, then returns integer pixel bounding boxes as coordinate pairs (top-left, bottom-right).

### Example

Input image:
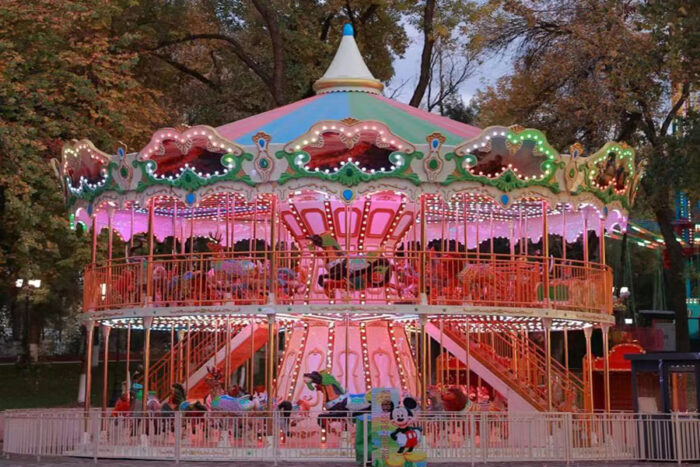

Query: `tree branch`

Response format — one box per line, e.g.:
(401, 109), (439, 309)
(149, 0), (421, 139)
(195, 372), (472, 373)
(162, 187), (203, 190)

(148, 34), (272, 89)
(151, 54), (220, 90)
(660, 81), (690, 136)
(409, 0), (436, 107)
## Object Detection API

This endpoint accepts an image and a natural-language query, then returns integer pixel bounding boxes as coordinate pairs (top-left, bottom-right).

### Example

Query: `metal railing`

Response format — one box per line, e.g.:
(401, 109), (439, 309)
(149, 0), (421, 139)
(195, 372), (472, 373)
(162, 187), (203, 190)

(84, 250), (612, 315)
(4, 409), (699, 463)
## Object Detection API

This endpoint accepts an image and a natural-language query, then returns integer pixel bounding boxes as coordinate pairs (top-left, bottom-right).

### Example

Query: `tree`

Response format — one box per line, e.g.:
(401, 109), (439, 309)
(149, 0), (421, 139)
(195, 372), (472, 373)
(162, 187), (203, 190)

(470, 0), (699, 350)
(407, 0), (477, 109)
(0, 0), (169, 360)
(122, 0), (409, 125)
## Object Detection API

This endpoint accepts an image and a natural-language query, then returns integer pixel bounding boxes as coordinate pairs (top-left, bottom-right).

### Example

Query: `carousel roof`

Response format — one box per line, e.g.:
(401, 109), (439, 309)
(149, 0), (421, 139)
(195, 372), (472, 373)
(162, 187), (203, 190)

(216, 92), (481, 146)
(57, 24), (642, 224)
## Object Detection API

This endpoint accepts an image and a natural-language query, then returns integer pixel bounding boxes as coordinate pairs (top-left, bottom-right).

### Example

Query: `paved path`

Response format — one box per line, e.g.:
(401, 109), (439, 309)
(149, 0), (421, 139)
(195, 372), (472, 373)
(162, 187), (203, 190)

(0, 456), (686, 466)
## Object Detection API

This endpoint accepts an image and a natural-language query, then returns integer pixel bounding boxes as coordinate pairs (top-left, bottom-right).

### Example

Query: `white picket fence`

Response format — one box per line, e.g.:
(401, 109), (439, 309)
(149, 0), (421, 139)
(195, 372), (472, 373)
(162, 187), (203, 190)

(3, 409), (699, 463)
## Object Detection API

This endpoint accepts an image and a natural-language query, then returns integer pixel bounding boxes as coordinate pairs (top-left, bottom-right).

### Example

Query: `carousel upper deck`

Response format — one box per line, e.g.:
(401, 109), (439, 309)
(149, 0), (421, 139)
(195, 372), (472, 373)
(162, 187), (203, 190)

(84, 248), (612, 325)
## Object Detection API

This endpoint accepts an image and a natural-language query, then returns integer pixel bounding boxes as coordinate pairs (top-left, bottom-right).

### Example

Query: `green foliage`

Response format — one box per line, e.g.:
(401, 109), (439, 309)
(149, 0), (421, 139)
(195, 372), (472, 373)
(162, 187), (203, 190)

(0, 0), (169, 343)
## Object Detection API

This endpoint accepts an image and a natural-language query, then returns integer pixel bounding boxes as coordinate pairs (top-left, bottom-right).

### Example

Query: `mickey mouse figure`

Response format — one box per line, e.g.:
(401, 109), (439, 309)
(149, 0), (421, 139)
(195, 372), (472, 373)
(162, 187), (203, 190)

(387, 397), (426, 466)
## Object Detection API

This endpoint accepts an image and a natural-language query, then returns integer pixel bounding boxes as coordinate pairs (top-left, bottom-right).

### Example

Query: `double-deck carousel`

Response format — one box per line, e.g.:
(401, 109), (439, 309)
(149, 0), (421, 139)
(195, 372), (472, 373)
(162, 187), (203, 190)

(58, 25), (641, 420)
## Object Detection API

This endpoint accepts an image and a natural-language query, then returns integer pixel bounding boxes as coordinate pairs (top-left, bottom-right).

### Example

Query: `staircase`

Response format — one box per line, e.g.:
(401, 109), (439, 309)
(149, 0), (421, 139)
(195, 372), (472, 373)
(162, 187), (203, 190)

(143, 323), (268, 400)
(427, 321), (585, 412)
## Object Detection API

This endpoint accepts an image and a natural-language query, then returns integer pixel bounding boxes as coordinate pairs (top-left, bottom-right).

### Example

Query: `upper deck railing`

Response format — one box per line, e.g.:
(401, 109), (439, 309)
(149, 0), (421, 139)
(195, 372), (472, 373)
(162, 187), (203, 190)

(83, 250), (612, 316)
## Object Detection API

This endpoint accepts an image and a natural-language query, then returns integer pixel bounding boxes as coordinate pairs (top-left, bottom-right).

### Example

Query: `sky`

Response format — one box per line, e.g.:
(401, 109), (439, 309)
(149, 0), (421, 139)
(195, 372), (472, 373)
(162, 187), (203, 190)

(384, 22), (514, 106)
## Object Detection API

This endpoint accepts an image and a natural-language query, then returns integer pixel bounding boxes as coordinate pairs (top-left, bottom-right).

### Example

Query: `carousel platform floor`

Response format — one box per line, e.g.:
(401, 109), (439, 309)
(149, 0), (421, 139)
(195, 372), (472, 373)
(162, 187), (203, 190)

(0, 454), (679, 466)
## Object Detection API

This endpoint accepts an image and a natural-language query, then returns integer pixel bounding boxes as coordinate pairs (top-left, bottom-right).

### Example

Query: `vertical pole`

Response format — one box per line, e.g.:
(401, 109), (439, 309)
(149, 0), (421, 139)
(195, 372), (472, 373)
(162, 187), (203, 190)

(84, 320), (95, 411)
(170, 326), (175, 387)
(249, 317), (255, 394)
(185, 321), (191, 395)
(582, 211), (589, 266)
(225, 316), (231, 392)
(420, 195), (427, 302)
(172, 202), (178, 254)
(465, 319), (470, 393)
(107, 209), (114, 262)
(489, 211), (494, 257)
(564, 326), (569, 406)
(599, 216), (606, 264)
(269, 196), (277, 303)
(101, 324), (111, 412)
(146, 200), (154, 305)
(439, 318), (444, 387)
(345, 314), (350, 391)
(126, 322), (132, 393)
(542, 201), (550, 308)
(91, 215), (98, 264)
(543, 318), (553, 411)
(178, 329), (185, 383)
(267, 313), (275, 411)
(509, 218), (515, 259)
(420, 315), (427, 409)
(583, 326), (594, 412)
(601, 323), (611, 412)
(142, 316), (153, 412)
(562, 207), (567, 261)
(463, 194), (468, 255)
(130, 204), (135, 250)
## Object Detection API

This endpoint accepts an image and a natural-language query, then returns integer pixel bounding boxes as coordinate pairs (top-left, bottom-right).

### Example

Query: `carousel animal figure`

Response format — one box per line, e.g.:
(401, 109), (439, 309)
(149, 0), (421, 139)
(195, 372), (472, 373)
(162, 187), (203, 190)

(204, 367), (261, 414)
(307, 233), (395, 298)
(303, 370), (350, 431)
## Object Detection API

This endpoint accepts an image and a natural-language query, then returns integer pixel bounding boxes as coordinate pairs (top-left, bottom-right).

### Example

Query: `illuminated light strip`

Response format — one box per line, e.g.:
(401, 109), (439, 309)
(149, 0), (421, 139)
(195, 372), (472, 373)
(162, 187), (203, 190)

(388, 322), (409, 392)
(360, 322), (371, 392)
(287, 322), (309, 400)
(326, 321), (336, 370)
(358, 197), (371, 251)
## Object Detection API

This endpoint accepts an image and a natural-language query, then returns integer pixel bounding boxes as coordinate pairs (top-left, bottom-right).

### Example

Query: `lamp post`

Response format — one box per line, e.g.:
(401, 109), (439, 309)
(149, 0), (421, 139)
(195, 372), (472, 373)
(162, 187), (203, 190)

(15, 278), (42, 362)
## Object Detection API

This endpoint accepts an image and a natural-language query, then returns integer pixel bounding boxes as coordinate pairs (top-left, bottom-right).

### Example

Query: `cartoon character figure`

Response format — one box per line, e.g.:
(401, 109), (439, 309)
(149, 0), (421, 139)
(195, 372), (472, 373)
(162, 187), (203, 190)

(387, 397), (426, 466)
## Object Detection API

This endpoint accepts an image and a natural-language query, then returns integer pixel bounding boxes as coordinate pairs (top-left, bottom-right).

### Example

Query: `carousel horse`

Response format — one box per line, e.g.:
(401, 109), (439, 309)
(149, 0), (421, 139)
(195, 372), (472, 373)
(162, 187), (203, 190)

(303, 370), (351, 430)
(204, 367), (262, 414)
(307, 233), (396, 298)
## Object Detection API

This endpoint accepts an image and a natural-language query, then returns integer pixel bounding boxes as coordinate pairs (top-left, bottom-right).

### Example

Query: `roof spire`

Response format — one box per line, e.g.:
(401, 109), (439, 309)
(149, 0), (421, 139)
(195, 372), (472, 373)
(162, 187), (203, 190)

(313, 24), (384, 95)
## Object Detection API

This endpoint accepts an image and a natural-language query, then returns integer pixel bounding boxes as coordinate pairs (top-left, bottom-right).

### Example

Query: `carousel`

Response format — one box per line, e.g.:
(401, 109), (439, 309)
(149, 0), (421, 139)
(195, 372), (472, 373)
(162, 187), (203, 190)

(57, 24), (642, 424)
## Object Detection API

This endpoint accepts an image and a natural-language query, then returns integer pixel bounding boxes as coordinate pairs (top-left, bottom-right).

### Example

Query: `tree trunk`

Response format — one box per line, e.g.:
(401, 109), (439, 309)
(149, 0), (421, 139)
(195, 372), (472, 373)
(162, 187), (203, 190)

(654, 200), (690, 351)
(409, 0), (436, 107)
(251, 0), (285, 105)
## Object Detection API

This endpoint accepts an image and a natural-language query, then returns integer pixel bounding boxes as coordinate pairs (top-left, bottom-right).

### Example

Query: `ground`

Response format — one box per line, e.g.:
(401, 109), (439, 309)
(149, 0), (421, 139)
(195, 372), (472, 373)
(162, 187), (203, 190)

(0, 457), (686, 467)
(0, 362), (125, 410)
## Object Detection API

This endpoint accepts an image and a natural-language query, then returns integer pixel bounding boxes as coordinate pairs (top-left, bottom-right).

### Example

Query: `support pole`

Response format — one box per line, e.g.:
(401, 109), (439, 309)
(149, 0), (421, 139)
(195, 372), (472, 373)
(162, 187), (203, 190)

(249, 317), (255, 394)
(583, 326), (594, 412)
(601, 323), (611, 412)
(542, 201), (550, 308)
(146, 200), (154, 305)
(345, 313), (350, 391)
(185, 321), (191, 395)
(225, 316), (232, 392)
(91, 215), (98, 264)
(101, 324), (111, 412)
(419, 195), (427, 303)
(465, 319), (470, 393)
(142, 316), (153, 412)
(126, 322), (132, 392)
(543, 317), (553, 411)
(267, 313), (275, 410)
(170, 326), (175, 387)
(420, 315), (428, 409)
(84, 320), (95, 411)
(599, 216), (606, 265)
